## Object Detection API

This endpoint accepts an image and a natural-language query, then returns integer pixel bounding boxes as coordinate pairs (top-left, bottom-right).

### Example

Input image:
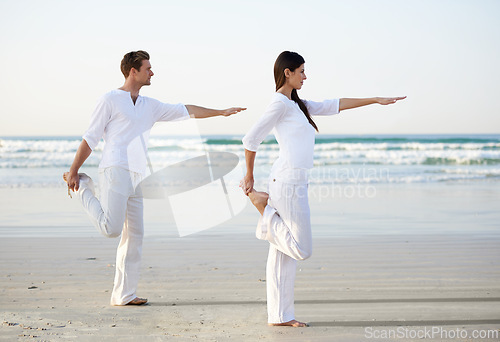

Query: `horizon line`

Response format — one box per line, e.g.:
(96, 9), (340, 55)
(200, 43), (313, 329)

(1, 132), (500, 139)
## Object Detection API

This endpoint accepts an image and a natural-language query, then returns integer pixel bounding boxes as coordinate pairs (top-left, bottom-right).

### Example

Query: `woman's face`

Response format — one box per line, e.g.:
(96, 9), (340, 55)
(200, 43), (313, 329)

(286, 63), (307, 90)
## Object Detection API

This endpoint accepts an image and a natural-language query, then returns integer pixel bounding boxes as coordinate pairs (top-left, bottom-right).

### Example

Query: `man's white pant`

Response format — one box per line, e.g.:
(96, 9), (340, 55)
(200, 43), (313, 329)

(256, 178), (312, 324)
(77, 167), (144, 306)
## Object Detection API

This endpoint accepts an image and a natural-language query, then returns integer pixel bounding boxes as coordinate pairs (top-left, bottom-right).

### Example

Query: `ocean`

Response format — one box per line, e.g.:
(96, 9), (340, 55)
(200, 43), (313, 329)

(1, 134), (499, 188)
(1, 134), (499, 238)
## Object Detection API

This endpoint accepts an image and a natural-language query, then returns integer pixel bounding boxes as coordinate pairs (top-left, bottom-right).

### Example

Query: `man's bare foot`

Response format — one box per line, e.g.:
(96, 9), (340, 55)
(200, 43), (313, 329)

(63, 172), (72, 198)
(126, 297), (148, 305)
(269, 320), (308, 327)
(248, 189), (269, 215)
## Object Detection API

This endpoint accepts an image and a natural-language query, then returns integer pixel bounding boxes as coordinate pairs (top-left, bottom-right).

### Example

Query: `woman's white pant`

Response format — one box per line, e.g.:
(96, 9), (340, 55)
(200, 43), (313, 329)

(76, 167), (144, 306)
(257, 178), (312, 324)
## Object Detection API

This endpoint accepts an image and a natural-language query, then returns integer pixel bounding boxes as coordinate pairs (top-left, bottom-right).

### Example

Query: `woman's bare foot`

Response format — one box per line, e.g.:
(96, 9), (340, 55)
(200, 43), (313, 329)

(269, 319), (308, 327)
(248, 189), (269, 215)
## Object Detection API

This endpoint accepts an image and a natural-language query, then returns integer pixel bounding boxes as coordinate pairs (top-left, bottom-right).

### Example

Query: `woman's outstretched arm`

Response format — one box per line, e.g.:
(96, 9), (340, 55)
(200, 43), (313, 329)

(339, 96), (406, 111)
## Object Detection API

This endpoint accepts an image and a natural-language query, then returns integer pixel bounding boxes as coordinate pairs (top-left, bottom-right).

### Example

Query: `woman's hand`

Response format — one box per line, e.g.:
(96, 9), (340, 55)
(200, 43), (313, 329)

(339, 97), (406, 111)
(239, 174), (254, 196)
(376, 96), (407, 105)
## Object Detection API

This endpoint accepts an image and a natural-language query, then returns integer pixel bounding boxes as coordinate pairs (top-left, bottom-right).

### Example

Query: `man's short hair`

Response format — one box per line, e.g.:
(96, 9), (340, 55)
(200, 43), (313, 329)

(120, 50), (150, 78)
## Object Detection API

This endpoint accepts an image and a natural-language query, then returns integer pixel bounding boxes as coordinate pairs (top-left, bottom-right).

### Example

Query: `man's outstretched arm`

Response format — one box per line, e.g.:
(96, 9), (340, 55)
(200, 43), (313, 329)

(185, 105), (246, 119)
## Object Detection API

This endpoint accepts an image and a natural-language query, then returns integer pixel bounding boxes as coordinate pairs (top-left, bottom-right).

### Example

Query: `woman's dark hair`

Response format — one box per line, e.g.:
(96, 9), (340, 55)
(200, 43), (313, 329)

(274, 51), (318, 132)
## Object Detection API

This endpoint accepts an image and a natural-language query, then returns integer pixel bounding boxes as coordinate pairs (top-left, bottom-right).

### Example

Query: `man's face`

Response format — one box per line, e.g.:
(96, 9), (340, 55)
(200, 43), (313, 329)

(134, 59), (154, 86)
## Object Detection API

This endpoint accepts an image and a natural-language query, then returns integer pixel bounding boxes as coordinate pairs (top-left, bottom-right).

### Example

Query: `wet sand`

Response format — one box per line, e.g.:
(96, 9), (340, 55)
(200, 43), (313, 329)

(1, 184), (500, 341)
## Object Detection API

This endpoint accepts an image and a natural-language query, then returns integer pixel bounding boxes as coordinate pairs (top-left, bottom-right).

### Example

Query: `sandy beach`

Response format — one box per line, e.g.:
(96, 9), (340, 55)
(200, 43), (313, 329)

(1, 183), (500, 341)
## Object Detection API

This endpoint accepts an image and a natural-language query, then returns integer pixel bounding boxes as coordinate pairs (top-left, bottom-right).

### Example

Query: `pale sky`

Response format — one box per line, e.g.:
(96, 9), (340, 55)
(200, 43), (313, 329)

(1, 0), (499, 136)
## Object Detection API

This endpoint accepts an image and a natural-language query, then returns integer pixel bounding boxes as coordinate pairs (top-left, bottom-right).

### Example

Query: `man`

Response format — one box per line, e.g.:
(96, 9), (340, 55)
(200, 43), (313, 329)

(63, 50), (245, 306)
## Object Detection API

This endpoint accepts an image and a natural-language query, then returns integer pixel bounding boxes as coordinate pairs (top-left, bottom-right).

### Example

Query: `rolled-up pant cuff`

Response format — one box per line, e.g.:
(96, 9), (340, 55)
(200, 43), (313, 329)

(256, 204), (276, 240)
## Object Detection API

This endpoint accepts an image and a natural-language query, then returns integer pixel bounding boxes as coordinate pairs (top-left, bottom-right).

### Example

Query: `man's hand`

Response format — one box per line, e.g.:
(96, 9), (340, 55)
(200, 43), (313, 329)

(220, 107), (247, 117)
(186, 105), (247, 118)
(64, 139), (92, 197)
(64, 171), (80, 193)
(376, 96), (407, 105)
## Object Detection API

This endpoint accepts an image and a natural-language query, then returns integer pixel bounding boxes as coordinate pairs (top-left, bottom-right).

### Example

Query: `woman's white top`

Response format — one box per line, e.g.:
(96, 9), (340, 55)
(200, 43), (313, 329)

(242, 92), (340, 182)
(83, 89), (189, 175)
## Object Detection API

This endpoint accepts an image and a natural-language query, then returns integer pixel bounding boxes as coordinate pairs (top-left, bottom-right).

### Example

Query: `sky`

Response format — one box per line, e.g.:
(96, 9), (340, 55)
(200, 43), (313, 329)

(0, 0), (499, 136)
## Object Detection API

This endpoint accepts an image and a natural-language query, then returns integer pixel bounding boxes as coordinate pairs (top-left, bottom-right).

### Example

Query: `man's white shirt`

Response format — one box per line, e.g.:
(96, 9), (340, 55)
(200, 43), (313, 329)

(83, 89), (189, 175)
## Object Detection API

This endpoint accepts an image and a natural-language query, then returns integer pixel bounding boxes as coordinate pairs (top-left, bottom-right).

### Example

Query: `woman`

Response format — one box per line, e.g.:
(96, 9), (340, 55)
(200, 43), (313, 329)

(240, 51), (405, 327)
